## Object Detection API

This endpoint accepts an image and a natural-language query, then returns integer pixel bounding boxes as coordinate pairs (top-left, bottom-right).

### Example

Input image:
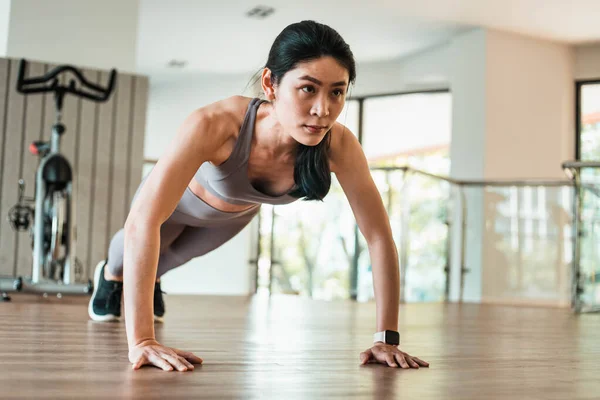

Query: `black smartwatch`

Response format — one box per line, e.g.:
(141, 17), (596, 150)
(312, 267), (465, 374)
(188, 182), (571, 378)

(373, 330), (400, 345)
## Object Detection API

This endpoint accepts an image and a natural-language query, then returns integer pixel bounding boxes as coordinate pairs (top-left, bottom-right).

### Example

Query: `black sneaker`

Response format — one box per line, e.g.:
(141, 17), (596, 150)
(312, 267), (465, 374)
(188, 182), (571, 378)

(154, 281), (166, 323)
(88, 260), (123, 322)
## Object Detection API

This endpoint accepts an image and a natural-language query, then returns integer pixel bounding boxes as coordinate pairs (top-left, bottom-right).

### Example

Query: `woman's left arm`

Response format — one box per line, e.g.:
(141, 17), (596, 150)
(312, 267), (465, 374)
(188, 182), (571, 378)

(329, 124), (429, 369)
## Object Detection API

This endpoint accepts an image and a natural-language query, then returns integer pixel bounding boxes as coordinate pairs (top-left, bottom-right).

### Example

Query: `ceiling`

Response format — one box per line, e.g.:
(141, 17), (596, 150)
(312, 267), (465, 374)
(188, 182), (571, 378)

(135, 0), (600, 80)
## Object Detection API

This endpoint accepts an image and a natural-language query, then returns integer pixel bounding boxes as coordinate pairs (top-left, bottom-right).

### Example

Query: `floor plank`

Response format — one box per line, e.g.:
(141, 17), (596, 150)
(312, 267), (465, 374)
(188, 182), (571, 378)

(0, 293), (598, 399)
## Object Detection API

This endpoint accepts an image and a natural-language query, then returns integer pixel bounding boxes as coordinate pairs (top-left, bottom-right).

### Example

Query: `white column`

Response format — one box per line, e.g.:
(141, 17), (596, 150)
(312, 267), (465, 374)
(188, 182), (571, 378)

(481, 30), (574, 305)
(448, 28), (574, 304)
(448, 29), (488, 302)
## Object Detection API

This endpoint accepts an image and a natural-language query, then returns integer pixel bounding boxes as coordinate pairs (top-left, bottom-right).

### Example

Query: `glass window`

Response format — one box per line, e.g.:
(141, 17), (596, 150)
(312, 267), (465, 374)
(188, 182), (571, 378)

(259, 92), (455, 303)
(576, 82), (600, 310)
(362, 92), (452, 172)
(579, 83), (600, 160)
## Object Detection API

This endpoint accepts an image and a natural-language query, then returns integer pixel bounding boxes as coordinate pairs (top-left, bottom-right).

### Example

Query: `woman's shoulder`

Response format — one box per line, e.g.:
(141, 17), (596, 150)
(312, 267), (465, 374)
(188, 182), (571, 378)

(195, 95), (253, 125)
(187, 96), (257, 164)
(188, 95), (253, 139)
(329, 120), (355, 147)
(328, 121), (360, 173)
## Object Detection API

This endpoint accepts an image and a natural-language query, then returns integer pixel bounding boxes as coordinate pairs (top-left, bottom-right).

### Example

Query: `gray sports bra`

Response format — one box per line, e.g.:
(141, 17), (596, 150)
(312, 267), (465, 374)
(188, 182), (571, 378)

(194, 98), (299, 206)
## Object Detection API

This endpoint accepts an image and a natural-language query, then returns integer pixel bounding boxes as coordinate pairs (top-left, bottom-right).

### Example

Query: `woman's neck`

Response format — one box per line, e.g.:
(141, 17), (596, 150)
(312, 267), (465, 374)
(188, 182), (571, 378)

(255, 101), (298, 160)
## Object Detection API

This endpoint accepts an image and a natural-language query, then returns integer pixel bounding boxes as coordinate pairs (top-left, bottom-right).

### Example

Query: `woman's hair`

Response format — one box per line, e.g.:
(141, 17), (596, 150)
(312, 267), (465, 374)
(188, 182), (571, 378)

(261, 20), (356, 201)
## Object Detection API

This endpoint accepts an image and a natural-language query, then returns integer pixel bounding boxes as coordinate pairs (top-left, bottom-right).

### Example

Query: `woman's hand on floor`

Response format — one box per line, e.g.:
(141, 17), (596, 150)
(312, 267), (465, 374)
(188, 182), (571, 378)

(129, 339), (203, 371)
(359, 343), (429, 369)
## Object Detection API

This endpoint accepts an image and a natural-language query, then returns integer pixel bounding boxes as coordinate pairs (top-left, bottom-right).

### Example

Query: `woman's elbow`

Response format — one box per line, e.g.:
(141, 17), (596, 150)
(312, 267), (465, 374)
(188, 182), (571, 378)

(124, 213), (158, 235)
(366, 232), (396, 250)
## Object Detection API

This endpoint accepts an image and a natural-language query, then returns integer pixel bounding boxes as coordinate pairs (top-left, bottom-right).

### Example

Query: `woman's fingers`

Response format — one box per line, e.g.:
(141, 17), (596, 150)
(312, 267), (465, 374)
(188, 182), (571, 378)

(385, 354), (399, 368)
(147, 352), (173, 371)
(174, 349), (203, 364)
(131, 355), (147, 370)
(411, 356), (430, 367)
(396, 352), (411, 369)
(361, 345), (429, 369)
(179, 356), (195, 370)
(161, 353), (191, 372)
(147, 351), (174, 371)
(360, 349), (373, 364)
(402, 354), (419, 369)
(129, 342), (204, 372)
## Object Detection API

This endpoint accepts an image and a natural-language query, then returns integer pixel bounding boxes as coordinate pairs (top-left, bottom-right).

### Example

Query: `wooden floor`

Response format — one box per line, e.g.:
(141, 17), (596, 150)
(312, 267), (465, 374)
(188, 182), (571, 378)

(0, 293), (598, 399)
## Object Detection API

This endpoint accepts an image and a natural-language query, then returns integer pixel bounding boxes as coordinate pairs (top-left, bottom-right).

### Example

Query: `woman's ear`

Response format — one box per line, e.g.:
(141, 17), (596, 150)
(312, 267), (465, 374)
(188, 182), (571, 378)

(261, 68), (276, 101)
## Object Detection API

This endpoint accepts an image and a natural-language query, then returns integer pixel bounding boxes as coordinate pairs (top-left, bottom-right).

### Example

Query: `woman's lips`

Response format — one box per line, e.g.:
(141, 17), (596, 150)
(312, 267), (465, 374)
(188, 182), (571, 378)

(304, 125), (327, 133)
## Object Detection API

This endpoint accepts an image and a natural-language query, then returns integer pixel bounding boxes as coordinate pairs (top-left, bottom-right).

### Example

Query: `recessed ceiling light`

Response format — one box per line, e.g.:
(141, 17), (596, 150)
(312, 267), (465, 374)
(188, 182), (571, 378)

(167, 60), (187, 68)
(246, 5), (275, 19)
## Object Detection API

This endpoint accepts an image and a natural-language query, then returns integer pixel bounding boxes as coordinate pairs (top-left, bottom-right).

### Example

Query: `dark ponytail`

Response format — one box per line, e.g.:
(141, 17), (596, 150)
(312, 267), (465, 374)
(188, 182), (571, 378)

(264, 20), (356, 201)
(288, 130), (333, 200)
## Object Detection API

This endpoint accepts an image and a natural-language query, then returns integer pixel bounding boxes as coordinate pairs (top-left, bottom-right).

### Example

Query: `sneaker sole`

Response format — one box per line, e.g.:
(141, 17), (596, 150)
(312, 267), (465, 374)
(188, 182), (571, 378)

(88, 260), (121, 322)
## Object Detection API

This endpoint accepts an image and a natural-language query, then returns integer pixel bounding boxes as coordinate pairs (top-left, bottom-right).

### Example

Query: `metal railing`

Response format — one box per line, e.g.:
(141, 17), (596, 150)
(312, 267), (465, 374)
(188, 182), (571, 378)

(562, 161), (600, 313)
(395, 162), (600, 313)
(123, 159), (600, 313)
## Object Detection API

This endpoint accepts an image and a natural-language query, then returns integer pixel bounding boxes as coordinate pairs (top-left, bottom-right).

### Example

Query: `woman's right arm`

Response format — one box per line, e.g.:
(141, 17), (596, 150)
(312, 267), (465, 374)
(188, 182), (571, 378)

(123, 104), (228, 371)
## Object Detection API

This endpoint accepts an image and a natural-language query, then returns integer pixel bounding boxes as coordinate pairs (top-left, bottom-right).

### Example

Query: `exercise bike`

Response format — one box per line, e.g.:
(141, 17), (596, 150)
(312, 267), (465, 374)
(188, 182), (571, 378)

(1, 59), (116, 300)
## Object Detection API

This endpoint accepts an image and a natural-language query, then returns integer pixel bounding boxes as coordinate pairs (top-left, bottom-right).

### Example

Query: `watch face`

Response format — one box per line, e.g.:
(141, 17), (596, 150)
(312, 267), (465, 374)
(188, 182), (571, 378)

(385, 330), (400, 345)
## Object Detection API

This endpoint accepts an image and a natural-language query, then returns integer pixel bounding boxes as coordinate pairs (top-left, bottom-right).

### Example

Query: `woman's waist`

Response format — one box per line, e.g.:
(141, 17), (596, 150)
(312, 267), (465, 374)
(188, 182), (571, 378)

(187, 178), (257, 213)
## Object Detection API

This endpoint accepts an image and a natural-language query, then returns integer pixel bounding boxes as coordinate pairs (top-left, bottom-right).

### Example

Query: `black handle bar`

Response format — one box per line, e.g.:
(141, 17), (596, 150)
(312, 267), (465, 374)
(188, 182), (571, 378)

(16, 59), (117, 103)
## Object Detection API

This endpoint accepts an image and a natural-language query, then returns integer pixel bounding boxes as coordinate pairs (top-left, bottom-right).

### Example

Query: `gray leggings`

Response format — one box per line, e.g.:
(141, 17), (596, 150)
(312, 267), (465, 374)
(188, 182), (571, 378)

(106, 174), (260, 278)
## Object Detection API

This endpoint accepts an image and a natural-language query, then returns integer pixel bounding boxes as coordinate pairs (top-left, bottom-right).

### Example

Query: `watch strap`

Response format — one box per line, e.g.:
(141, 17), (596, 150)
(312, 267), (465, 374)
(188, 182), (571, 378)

(373, 330), (400, 345)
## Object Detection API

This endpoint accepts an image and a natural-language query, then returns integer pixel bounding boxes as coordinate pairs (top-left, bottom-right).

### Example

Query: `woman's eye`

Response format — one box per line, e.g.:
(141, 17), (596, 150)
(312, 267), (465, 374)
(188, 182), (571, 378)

(333, 89), (344, 97)
(302, 86), (315, 93)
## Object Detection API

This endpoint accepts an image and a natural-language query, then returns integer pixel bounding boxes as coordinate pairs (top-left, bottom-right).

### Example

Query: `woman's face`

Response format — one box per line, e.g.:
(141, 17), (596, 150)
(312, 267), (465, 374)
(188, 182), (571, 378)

(265, 56), (350, 146)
